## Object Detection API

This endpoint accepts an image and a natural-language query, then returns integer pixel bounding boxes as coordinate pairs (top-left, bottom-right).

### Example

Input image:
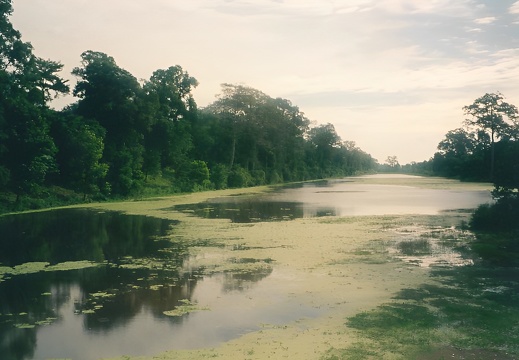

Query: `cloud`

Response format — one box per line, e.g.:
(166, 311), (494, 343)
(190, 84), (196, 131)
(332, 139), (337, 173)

(510, 1), (519, 14)
(474, 16), (497, 24)
(374, 0), (473, 15)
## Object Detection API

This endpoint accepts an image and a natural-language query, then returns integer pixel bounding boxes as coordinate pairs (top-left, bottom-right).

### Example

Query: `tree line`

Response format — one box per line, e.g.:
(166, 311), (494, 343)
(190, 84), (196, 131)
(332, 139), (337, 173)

(403, 92), (519, 233)
(0, 1), (376, 210)
(403, 92), (519, 195)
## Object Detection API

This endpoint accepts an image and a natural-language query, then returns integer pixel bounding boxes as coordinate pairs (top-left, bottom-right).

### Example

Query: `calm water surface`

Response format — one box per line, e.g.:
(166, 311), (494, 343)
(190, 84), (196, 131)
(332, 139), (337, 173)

(174, 175), (492, 222)
(0, 176), (493, 359)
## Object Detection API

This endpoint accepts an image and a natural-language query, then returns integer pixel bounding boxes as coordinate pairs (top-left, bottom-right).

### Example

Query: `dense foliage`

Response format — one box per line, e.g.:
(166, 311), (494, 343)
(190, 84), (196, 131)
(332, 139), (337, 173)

(400, 92), (519, 238)
(395, 92), (519, 242)
(403, 92), (519, 193)
(0, 2), (376, 211)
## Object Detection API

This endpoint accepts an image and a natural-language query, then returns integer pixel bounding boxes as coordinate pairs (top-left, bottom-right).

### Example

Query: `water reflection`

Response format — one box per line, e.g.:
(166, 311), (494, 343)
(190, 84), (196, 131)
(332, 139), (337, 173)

(0, 266), (202, 360)
(0, 264), (299, 360)
(173, 200), (307, 222)
(391, 226), (475, 267)
(172, 177), (492, 222)
(0, 209), (195, 360)
(0, 208), (176, 266)
(0, 209), (299, 360)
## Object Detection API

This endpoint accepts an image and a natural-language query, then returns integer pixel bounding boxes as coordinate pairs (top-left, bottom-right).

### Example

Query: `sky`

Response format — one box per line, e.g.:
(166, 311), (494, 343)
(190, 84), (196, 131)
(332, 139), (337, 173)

(9, 0), (519, 164)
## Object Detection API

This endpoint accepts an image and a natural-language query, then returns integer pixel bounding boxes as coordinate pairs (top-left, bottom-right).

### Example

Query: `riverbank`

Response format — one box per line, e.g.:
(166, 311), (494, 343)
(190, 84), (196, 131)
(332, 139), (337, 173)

(89, 176), (497, 359)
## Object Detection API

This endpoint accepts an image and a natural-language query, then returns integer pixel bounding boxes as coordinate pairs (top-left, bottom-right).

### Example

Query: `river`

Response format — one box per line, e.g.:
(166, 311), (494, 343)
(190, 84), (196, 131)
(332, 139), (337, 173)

(0, 175), (494, 360)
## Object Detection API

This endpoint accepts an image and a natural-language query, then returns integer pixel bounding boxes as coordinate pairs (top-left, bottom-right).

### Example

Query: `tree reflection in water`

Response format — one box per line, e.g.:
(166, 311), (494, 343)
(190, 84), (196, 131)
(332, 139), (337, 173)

(0, 208), (276, 360)
(0, 208), (177, 266)
(0, 209), (186, 359)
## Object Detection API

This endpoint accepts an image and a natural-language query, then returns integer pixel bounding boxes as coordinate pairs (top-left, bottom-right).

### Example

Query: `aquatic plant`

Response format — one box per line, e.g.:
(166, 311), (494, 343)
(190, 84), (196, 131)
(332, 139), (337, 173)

(163, 299), (209, 317)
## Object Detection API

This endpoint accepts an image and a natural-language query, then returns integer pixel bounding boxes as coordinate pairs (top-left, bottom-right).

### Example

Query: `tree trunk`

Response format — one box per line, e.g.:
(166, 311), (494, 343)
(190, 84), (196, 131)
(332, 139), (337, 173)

(490, 129), (495, 181)
(230, 134), (236, 169)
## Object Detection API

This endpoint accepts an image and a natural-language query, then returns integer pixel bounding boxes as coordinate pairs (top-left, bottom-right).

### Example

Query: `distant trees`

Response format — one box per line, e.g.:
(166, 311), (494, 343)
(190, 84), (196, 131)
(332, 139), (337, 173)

(432, 128), (483, 179)
(200, 84), (374, 186)
(419, 92), (519, 202)
(307, 123), (341, 177)
(50, 112), (108, 199)
(426, 93), (518, 184)
(404, 92), (519, 237)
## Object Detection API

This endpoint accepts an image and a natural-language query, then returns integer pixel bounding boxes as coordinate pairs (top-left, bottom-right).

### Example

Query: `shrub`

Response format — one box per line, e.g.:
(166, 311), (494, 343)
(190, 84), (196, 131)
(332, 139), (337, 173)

(227, 166), (253, 188)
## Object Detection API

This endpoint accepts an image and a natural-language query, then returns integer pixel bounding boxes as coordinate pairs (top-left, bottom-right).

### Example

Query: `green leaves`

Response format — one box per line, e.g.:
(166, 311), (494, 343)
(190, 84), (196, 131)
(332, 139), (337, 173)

(463, 92), (518, 143)
(0, 0), (68, 199)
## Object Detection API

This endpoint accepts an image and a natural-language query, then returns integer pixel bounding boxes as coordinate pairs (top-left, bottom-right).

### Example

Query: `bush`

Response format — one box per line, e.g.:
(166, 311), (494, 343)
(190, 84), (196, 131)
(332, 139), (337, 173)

(189, 160), (210, 187)
(251, 170), (266, 186)
(210, 164), (229, 190)
(268, 170), (283, 184)
(471, 196), (519, 233)
(227, 166), (253, 188)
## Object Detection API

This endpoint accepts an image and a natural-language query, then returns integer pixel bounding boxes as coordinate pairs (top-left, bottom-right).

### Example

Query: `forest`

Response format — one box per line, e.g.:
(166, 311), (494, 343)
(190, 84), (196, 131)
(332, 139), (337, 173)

(403, 92), (519, 189)
(401, 91), (519, 233)
(0, 1), (376, 212)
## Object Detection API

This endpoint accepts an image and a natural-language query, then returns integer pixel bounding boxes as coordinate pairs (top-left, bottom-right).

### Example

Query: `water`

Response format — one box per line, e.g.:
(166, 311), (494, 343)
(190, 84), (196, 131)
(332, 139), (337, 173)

(0, 208), (176, 266)
(0, 209), (319, 360)
(173, 176), (492, 222)
(0, 176), (493, 359)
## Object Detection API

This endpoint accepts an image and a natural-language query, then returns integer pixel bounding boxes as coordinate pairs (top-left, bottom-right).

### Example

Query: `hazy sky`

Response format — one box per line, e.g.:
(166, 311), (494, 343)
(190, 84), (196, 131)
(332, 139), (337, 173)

(10, 0), (519, 164)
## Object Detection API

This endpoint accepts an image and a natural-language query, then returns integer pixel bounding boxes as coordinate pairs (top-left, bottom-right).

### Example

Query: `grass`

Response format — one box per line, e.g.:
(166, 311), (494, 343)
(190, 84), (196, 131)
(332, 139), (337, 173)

(323, 238), (519, 360)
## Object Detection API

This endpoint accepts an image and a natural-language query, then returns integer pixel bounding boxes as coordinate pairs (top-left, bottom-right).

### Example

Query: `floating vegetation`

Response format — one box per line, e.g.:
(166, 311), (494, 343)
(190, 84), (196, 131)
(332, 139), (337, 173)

(325, 222), (519, 360)
(163, 299), (210, 317)
(338, 240), (393, 265)
(14, 323), (35, 329)
(204, 261), (273, 277)
(11, 262), (49, 275)
(229, 257), (274, 264)
(116, 257), (180, 271)
(79, 302), (105, 314)
(90, 291), (116, 298)
(0, 260), (102, 281)
(35, 317), (57, 326)
(45, 260), (99, 272)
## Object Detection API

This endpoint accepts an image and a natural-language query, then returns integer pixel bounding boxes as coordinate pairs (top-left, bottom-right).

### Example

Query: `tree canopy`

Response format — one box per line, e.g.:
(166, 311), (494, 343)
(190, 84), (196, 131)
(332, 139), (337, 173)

(0, 2), (377, 211)
(406, 92), (519, 198)
(463, 92), (518, 179)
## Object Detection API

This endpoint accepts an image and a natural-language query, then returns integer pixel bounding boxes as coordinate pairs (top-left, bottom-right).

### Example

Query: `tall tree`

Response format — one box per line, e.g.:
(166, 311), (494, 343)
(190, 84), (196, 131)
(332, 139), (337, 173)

(72, 51), (144, 195)
(385, 156), (400, 169)
(307, 123), (341, 176)
(0, 0), (68, 199)
(463, 92), (518, 180)
(143, 66), (198, 177)
(437, 128), (476, 157)
(207, 84), (269, 169)
(203, 84), (312, 182)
